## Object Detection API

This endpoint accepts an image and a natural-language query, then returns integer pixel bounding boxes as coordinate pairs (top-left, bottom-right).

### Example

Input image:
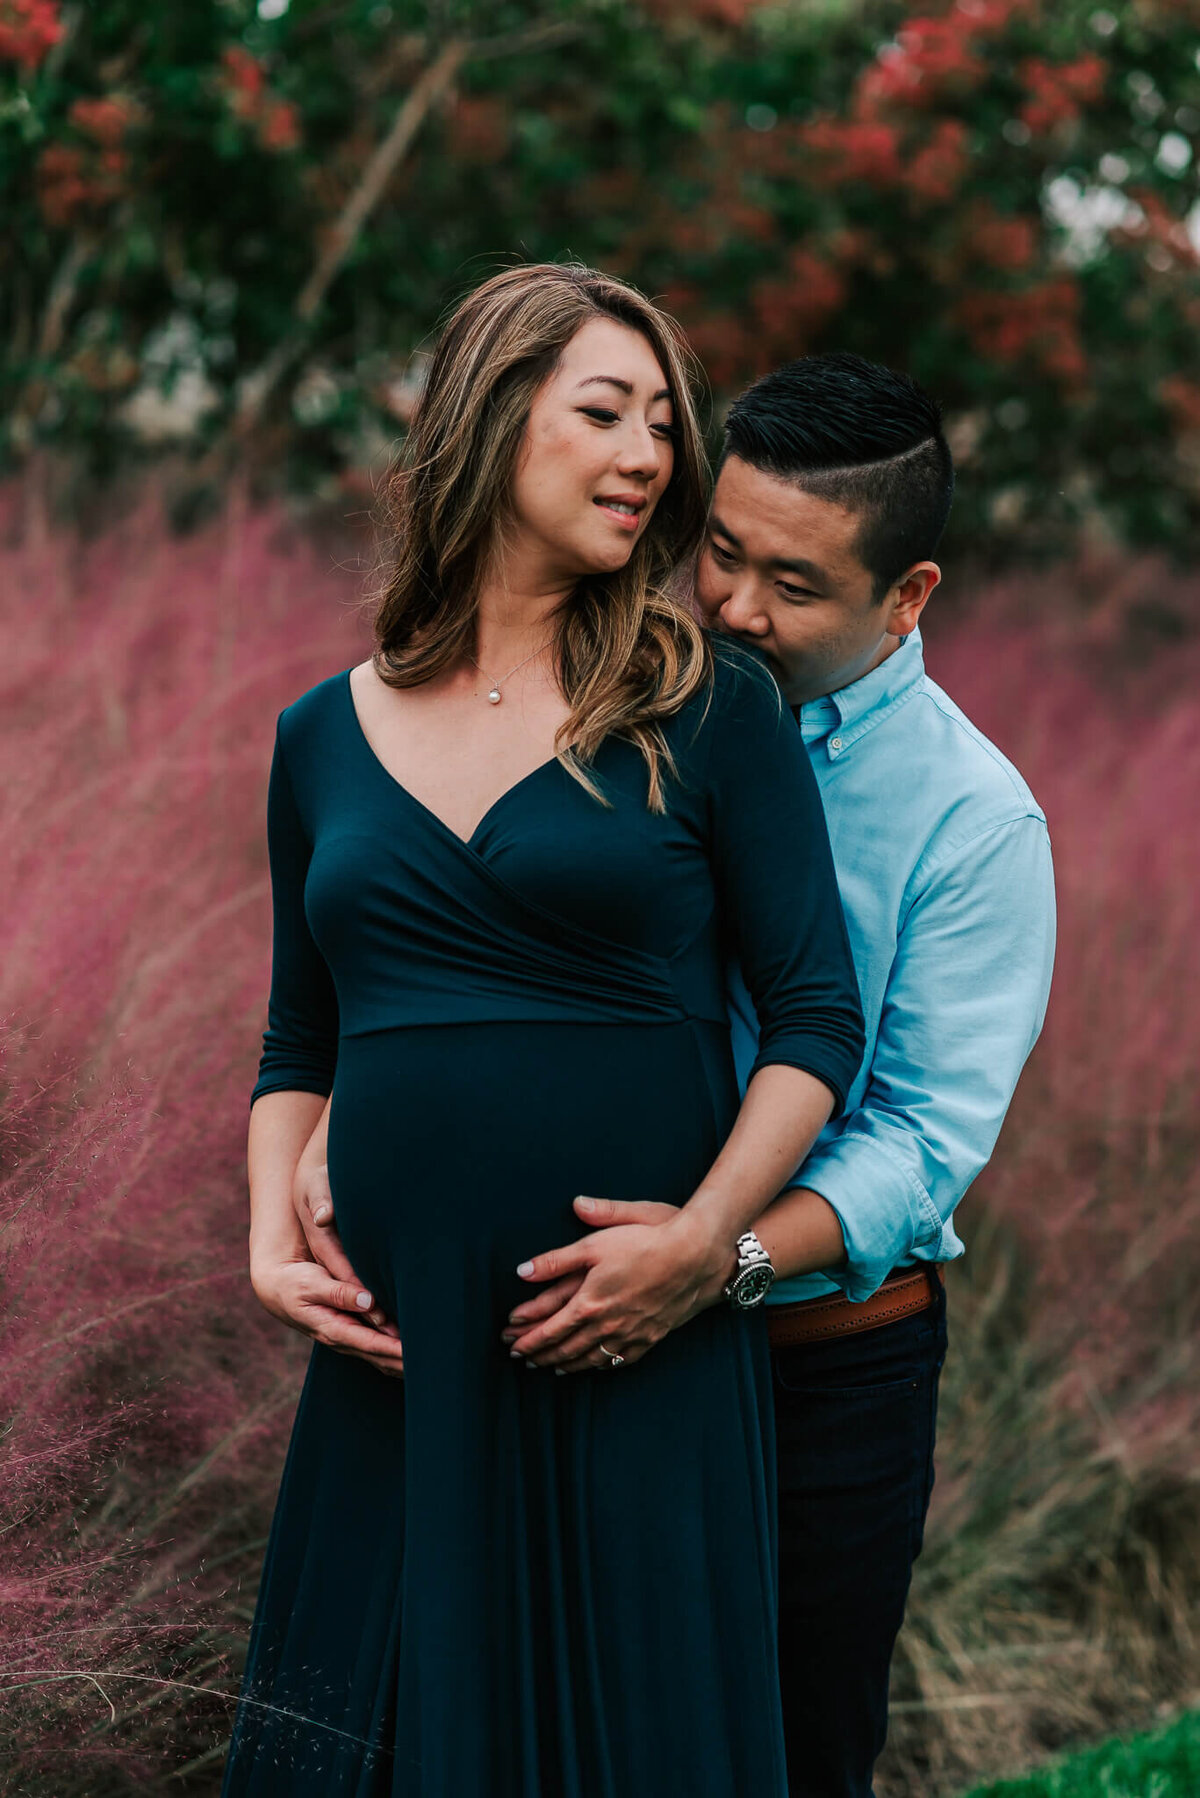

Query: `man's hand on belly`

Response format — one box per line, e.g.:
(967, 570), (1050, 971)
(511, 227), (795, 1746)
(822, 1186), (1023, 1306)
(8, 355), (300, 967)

(503, 1198), (732, 1373)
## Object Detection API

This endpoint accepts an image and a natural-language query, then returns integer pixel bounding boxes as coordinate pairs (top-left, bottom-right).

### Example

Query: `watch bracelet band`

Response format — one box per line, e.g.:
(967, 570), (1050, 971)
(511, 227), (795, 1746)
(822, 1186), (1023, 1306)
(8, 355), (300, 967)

(724, 1229), (775, 1300)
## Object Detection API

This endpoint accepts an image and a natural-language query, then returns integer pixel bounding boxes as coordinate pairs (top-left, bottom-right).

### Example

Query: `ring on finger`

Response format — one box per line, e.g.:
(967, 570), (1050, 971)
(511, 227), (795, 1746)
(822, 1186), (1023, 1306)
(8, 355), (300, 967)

(598, 1341), (625, 1370)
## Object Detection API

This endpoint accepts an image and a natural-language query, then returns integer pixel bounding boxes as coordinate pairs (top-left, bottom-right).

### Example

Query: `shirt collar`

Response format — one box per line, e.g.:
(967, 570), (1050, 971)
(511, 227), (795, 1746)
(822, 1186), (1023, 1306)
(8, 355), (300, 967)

(797, 627), (926, 758)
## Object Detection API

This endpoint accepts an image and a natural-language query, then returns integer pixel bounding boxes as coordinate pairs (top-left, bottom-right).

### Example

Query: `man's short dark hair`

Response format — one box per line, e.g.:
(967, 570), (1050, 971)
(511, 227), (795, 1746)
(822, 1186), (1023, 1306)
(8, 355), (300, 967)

(721, 353), (955, 598)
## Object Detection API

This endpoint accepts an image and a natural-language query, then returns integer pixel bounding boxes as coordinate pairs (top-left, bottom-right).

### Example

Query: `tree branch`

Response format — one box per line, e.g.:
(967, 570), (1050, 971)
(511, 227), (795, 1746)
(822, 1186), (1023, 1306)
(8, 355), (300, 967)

(233, 37), (468, 434)
(216, 12), (588, 469)
(469, 19), (586, 60)
(9, 233), (96, 455)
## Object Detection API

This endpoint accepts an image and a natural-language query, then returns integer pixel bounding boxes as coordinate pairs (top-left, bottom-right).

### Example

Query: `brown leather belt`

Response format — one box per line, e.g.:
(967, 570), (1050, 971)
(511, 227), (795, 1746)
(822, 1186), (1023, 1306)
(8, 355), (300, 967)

(767, 1264), (943, 1349)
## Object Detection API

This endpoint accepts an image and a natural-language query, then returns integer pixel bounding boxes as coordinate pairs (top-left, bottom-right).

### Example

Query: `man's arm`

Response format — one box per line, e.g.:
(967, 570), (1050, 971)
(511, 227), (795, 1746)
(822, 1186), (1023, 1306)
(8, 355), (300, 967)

(505, 1063), (839, 1370)
(788, 814), (1055, 1301)
(503, 816), (1054, 1342)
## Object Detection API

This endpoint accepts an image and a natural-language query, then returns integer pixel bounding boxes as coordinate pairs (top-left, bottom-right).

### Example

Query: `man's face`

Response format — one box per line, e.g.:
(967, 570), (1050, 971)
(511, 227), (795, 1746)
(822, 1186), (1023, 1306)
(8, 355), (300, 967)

(696, 454), (936, 707)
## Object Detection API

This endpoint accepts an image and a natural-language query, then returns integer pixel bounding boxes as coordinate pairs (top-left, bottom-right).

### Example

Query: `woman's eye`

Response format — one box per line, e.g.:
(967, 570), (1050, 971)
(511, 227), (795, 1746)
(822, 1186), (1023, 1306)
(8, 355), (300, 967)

(580, 407), (619, 424)
(651, 422), (677, 441)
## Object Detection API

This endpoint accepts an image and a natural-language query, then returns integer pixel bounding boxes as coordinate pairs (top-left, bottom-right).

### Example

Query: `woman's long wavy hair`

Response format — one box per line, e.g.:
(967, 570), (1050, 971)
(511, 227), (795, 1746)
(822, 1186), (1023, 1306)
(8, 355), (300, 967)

(370, 263), (712, 810)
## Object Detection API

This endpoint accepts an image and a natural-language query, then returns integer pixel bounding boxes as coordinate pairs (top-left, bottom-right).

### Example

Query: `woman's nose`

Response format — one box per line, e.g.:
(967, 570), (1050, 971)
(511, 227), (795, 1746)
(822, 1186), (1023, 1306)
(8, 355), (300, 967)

(616, 424), (663, 480)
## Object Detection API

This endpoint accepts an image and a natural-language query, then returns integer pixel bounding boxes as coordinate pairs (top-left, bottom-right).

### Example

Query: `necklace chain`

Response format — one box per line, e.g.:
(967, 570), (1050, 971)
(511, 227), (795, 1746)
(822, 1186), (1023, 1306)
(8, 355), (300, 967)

(468, 641), (553, 705)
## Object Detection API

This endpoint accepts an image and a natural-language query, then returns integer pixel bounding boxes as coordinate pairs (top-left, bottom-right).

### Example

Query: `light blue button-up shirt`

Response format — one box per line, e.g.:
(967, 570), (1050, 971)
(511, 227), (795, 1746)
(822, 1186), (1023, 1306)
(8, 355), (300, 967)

(728, 626), (1056, 1305)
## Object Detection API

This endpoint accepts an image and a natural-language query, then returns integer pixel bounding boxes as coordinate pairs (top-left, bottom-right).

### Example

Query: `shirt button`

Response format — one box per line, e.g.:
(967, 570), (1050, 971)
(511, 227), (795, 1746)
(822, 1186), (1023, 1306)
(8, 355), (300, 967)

(830, 736), (843, 751)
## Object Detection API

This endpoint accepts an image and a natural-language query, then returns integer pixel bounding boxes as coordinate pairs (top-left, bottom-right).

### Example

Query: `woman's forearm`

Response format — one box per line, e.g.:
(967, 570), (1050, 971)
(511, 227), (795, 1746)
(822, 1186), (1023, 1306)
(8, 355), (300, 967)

(297, 1096), (331, 1178)
(676, 1064), (836, 1269)
(248, 1090), (331, 1278)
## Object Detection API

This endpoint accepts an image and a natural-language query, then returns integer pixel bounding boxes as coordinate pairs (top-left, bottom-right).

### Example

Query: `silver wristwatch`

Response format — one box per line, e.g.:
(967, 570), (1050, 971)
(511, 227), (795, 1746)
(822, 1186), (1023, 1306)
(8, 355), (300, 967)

(724, 1230), (776, 1310)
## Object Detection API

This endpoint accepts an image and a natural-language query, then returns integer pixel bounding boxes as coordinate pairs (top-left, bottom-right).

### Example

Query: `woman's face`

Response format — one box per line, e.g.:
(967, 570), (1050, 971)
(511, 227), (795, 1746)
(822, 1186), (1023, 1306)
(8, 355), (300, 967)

(508, 316), (677, 582)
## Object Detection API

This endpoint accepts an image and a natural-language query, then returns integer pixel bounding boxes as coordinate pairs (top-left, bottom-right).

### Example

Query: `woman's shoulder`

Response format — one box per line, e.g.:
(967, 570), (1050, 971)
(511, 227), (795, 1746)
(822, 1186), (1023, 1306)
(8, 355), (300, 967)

(276, 667), (354, 751)
(676, 635), (787, 747)
(709, 635), (783, 709)
(661, 635), (792, 795)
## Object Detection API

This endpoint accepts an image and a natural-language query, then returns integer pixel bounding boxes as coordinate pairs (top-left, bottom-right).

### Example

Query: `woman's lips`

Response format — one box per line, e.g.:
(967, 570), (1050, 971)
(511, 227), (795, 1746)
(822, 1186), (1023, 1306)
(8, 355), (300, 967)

(593, 497), (643, 532)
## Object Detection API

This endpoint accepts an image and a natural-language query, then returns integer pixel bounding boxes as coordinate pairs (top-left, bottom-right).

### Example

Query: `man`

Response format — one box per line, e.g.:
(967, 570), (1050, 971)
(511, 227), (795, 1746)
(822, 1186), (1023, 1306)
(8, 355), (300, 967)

(293, 353), (1056, 1795)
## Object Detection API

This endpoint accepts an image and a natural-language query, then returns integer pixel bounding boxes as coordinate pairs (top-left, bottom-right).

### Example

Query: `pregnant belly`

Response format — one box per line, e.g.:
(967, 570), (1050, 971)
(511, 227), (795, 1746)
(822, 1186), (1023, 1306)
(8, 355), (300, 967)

(325, 1019), (735, 1331)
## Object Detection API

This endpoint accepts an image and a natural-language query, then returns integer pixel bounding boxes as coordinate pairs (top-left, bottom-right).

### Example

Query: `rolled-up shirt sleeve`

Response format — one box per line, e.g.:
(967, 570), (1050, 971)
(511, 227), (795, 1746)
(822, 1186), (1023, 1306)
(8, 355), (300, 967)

(250, 721), (340, 1105)
(796, 814), (1055, 1300)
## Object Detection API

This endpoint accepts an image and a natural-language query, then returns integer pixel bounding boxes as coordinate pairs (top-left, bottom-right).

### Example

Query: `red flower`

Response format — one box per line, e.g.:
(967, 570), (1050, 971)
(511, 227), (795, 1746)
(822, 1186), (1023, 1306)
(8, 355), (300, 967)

(958, 278), (1086, 384)
(752, 247), (846, 353)
(852, 9), (996, 117)
(802, 116), (902, 187)
(259, 98), (300, 152)
(0, 0), (62, 71)
(683, 312), (754, 389)
(1018, 54), (1107, 137)
(906, 118), (970, 204)
(1159, 376), (1200, 432)
(220, 44), (266, 120)
(964, 201), (1038, 271)
(218, 44), (301, 153)
(68, 95), (138, 148)
(36, 139), (126, 228)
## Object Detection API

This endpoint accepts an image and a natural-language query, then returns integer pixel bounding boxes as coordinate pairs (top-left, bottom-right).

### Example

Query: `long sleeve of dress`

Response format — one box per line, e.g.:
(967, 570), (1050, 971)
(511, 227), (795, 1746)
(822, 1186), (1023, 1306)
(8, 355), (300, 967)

(705, 657), (864, 1113)
(250, 720), (340, 1105)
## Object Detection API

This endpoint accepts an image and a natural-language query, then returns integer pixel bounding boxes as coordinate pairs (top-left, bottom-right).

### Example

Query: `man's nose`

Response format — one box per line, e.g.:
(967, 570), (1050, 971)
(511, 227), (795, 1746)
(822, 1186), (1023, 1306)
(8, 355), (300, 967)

(719, 584), (770, 636)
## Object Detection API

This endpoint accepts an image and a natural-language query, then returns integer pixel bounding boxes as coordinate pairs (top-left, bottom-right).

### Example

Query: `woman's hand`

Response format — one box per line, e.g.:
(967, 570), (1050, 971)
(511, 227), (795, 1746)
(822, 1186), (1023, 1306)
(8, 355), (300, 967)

(504, 1198), (733, 1373)
(292, 1156), (384, 1302)
(251, 1251), (406, 1380)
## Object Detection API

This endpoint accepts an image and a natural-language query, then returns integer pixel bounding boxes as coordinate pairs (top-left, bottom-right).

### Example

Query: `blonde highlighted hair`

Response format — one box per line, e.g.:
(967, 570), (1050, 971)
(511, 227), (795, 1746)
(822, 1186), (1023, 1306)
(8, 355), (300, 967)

(371, 262), (712, 810)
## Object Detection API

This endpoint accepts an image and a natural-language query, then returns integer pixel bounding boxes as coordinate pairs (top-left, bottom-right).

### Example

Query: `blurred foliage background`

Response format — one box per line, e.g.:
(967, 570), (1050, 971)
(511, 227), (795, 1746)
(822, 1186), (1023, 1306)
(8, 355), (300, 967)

(3, 0), (1200, 557)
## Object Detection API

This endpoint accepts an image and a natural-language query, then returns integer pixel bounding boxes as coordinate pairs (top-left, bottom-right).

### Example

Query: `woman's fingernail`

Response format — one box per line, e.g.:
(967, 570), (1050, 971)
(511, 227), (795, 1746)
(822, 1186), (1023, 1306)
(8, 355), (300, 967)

(509, 1350), (523, 1360)
(516, 1261), (534, 1278)
(313, 1204), (331, 1224)
(576, 1196), (596, 1213)
(355, 1291), (372, 1309)
(554, 1368), (567, 1377)
(525, 1358), (538, 1371)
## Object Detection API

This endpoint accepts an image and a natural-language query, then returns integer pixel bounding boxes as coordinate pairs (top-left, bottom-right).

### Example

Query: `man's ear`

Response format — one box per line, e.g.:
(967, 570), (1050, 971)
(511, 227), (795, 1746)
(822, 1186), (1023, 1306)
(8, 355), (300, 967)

(885, 561), (940, 639)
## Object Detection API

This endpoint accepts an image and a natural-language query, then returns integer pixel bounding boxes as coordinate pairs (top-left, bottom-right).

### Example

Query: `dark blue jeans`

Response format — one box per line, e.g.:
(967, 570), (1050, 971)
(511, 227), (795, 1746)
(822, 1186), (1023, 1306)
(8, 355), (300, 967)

(772, 1273), (947, 1798)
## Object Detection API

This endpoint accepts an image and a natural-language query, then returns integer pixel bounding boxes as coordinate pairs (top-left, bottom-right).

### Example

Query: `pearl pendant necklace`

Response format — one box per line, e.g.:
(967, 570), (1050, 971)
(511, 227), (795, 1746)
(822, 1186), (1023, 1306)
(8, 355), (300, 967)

(468, 641), (552, 706)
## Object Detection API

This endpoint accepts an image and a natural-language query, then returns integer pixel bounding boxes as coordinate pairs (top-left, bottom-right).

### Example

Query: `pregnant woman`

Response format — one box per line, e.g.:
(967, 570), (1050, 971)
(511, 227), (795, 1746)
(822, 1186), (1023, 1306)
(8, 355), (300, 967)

(227, 263), (863, 1798)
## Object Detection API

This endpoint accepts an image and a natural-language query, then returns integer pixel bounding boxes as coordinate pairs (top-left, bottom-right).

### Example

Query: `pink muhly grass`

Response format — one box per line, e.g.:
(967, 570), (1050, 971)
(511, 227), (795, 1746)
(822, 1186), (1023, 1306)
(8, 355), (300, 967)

(0, 486), (1197, 1794)
(880, 563), (1200, 1795)
(929, 568), (1200, 1395)
(1, 476), (370, 1787)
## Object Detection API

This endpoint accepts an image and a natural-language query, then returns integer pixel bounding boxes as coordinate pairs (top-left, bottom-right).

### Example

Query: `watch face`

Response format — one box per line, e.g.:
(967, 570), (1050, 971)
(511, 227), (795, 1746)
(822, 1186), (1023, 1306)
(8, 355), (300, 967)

(734, 1265), (774, 1308)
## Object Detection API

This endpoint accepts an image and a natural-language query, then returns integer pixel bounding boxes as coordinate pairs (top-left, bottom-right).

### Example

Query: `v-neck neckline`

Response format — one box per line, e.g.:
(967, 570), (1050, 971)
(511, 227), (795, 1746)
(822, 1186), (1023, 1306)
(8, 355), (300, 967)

(341, 668), (563, 850)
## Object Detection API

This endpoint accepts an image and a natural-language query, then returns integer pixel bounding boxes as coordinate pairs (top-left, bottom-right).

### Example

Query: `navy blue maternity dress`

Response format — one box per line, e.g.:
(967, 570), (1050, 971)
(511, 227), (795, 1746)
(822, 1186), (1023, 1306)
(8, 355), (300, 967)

(224, 645), (863, 1798)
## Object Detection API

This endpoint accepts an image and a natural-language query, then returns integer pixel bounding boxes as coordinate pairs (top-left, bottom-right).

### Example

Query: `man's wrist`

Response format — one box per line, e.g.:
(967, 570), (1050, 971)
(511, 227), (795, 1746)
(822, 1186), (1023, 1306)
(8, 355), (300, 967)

(723, 1230), (777, 1309)
(756, 1186), (848, 1281)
